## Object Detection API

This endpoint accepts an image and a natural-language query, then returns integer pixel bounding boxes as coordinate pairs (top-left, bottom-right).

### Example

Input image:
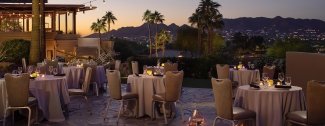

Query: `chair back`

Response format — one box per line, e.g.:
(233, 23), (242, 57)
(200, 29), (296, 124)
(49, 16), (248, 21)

(131, 61), (139, 74)
(82, 67), (92, 93)
(263, 65), (275, 79)
(107, 70), (122, 100)
(165, 71), (183, 102)
(164, 63), (178, 74)
(216, 64), (230, 79)
(306, 80), (325, 125)
(115, 60), (121, 71)
(22, 58), (27, 73)
(211, 78), (233, 120)
(4, 73), (30, 107)
(83, 64), (97, 82)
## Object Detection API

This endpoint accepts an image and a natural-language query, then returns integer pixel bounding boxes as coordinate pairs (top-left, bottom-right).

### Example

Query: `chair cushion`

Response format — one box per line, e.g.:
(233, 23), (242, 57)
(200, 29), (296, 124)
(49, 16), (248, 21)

(122, 92), (138, 99)
(233, 107), (256, 120)
(286, 111), (307, 124)
(152, 93), (165, 101)
(28, 97), (37, 105)
(68, 89), (85, 96)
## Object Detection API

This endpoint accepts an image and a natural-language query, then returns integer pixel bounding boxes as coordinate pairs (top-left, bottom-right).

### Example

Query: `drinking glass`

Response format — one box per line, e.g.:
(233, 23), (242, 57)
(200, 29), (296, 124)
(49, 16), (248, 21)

(248, 62), (251, 69)
(35, 67), (41, 73)
(52, 68), (58, 75)
(28, 66), (34, 74)
(285, 76), (292, 86)
(262, 73), (269, 86)
(18, 67), (23, 75)
(278, 73), (284, 84)
(48, 66), (53, 75)
(250, 64), (255, 70)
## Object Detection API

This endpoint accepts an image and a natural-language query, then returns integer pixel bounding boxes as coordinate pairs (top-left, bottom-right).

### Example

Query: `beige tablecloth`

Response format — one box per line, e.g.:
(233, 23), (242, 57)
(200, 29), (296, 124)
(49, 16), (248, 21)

(230, 69), (260, 86)
(234, 85), (306, 126)
(127, 74), (165, 117)
(0, 79), (8, 118)
(63, 66), (84, 89)
(29, 75), (70, 122)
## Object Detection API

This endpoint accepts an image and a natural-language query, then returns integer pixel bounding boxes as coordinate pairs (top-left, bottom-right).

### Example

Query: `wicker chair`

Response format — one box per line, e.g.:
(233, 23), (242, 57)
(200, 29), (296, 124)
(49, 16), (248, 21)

(68, 67), (93, 114)
(152, 71), (184, 124)
(104, 70), (138, 123)
(3, 73), (38, 126)
(211, 78), (255, 126)
(286, 80), (325, 126)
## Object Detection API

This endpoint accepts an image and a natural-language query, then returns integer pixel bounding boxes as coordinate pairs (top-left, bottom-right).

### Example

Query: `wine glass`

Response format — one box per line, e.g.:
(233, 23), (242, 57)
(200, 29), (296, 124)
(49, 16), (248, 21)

(18, 67), (23, 75)
(278, 73), (284, 85)
(250, 64), (255, 70)
(262, 73), (269, 86)
(285, 76), (292, 86)
(35, 67), (41, 73)
(28, 66), (34, 74)
(247, 62), (251, 69)
(52, 68), (58, 75)
(48, 66), (53, 75)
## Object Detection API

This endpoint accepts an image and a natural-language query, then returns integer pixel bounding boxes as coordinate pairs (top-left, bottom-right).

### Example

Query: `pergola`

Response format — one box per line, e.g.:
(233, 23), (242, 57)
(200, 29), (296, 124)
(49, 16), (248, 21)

(0, 3), (96, 34)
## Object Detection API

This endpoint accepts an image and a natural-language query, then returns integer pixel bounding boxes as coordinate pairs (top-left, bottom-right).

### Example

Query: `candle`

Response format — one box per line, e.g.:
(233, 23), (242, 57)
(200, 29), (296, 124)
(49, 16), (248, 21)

(268, 80), (274, 87)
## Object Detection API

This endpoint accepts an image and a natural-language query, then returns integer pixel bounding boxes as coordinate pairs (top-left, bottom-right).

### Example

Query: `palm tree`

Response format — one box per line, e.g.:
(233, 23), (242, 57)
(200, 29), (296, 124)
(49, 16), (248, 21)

(152, 11), (165, 57)
(102, 11), (117, 33)
(156, 30), (171, 57)
(194, 0), (224, 55)
(142, 10), (154, 56)
(189, 10), (203, 55)
(90, 19), (107, 46)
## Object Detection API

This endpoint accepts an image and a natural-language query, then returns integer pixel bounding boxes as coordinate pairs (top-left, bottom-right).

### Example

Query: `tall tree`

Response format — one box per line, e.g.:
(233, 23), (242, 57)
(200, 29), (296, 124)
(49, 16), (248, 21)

(155, 29), (171, 57)
(152, 10), (165, 57)
(90, 19), (107, 46)
(102, 11), (117, 33)
(189, 10), (203, 55)
(191, 0), (224, 55)
(142, 10), (154, 56)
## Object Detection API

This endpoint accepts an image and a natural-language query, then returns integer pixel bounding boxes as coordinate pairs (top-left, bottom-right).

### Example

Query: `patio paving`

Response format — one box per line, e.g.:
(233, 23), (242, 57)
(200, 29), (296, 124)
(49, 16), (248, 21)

(12, 87), (233, 126)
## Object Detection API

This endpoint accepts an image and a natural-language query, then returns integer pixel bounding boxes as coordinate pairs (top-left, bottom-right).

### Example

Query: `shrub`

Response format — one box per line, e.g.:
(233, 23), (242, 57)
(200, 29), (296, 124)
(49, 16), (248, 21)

(0, 39), (31, 64)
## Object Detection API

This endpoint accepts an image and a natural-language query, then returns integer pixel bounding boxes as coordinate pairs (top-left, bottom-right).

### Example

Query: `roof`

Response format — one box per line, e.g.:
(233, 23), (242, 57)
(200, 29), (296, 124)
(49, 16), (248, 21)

(0, 3), (96, 14)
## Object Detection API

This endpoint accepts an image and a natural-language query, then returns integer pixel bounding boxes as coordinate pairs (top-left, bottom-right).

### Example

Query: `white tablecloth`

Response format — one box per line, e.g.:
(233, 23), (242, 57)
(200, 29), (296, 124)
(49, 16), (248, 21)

(230, 69), (260, 86)
(127, 74), (165, 117)
(0, 79), (8, 118)
(95, 66), (107, 88)
(63, 66), (84, 89)
(234, 85), (306, 126)
(29, 75), (70, 122)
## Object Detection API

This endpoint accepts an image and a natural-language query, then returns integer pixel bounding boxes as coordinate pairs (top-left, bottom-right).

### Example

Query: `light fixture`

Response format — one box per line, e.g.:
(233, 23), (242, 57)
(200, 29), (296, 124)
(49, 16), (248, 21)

(103, 0), (105, 2)
(77, 8), (80, 12)
(90, 1), (92, 9)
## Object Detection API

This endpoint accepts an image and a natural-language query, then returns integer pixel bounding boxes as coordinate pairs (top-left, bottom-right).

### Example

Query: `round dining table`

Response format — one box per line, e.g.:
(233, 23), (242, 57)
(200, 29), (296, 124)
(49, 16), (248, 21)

(234, 85), (306, 126)
(29, 75), (70, 122)
(127, 74), (165, 117)
(230, 68), (260, 86)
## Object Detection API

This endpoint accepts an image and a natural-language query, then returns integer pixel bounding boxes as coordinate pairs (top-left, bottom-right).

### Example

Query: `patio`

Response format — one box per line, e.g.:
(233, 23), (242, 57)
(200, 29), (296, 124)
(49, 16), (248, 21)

(11, 87), (229, 126)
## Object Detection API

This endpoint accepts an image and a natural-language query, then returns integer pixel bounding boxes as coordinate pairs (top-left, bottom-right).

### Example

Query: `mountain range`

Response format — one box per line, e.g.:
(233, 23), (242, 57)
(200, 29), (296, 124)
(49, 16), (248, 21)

(86, 16), (325, 40)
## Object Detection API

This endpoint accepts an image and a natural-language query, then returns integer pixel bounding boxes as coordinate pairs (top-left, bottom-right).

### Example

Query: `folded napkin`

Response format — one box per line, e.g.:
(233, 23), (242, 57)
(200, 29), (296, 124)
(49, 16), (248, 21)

(274, 85), (291, 89)
(249, 84), (260, 88)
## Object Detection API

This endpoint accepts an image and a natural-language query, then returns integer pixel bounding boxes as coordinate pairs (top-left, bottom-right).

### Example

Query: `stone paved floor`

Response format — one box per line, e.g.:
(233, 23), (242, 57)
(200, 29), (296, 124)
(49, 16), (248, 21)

(8, 87), (233, 126)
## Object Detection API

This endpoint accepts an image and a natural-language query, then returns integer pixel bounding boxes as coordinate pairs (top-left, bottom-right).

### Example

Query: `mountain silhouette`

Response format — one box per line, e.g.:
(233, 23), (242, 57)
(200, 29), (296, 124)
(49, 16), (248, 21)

(85, 16), (325, 39)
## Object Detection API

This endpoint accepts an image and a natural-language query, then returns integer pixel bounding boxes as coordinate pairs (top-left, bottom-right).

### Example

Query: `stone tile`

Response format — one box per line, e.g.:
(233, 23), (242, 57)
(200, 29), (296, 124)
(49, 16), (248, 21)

(7, 87), (232, 126)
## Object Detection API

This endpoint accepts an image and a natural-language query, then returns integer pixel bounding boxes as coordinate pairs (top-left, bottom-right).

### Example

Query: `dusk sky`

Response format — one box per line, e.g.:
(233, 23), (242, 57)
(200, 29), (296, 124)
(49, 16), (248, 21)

(49, 0), (325, 36)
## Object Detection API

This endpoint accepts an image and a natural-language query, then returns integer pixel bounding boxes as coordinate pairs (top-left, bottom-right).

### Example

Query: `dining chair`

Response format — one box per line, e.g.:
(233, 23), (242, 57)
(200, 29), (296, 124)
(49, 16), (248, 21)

(263, 65), (275, 79)
(152, 71), (184, 124)
(83, 64), (99, 96)
(3, 73), (38, 126)
(211, 78), (256, 126)
(286, 80), (325, 126)
(163, 63), (178, 74)
(104, 70), (138, 123)
(131, 61), (139, 74)
(115, 60), (121, 71)
(22, 58), (27, 73)
(216, 64), (239, 97)
(68, 67), (92, 114)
